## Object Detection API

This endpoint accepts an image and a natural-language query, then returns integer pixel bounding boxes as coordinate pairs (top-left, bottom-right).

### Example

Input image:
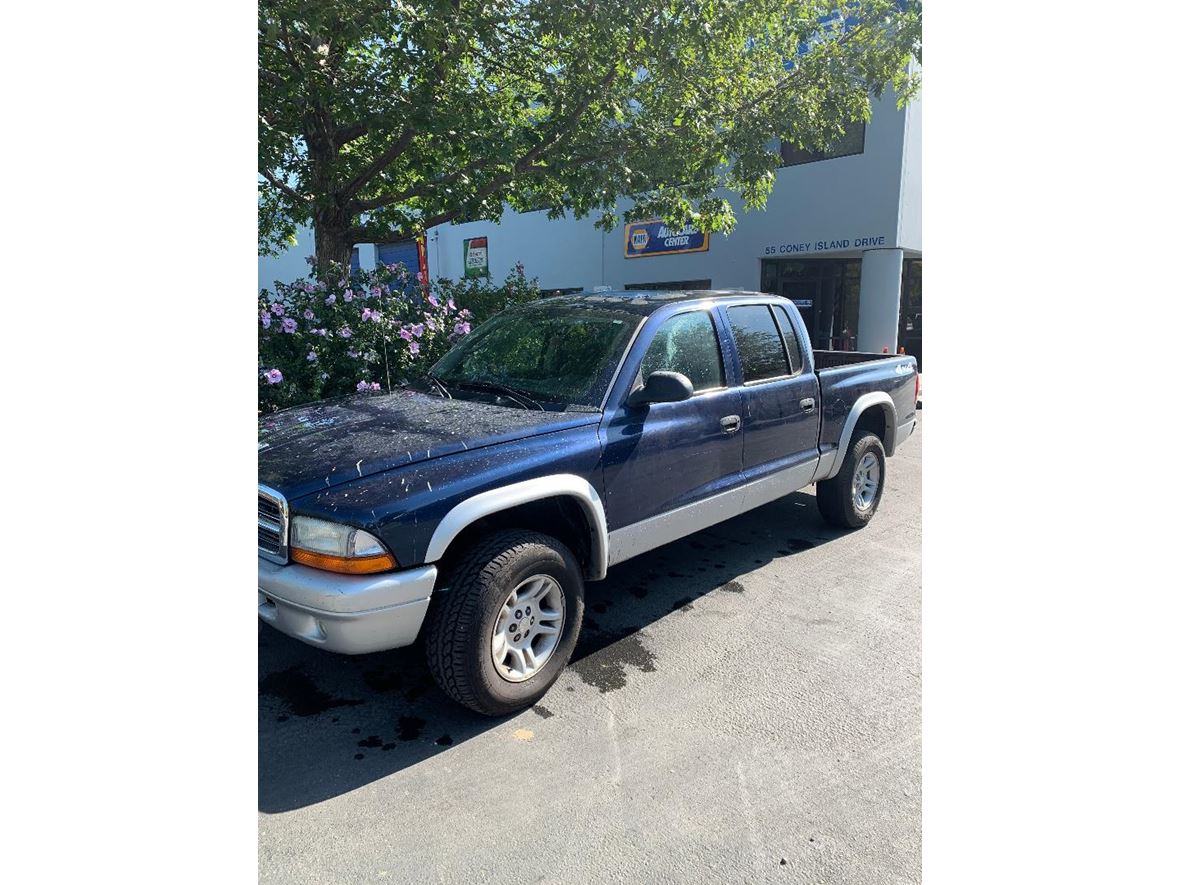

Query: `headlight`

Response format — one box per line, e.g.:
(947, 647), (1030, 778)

(289, 516), (397, 574)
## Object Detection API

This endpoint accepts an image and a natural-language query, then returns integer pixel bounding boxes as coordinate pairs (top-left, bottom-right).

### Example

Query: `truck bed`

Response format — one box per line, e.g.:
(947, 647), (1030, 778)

(813, 350), (905, 372)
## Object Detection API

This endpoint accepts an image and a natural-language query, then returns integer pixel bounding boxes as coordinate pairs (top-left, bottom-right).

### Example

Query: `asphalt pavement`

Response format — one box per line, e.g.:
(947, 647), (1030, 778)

(259, 415), (922, 883)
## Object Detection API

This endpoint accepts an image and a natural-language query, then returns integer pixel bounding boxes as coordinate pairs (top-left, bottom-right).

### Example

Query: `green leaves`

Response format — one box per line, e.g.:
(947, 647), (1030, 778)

(258, 0), (921, 259)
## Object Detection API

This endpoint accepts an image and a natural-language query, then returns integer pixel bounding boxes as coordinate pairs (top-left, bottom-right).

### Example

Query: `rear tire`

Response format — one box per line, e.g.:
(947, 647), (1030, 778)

(424, 530), (584, 716)
(816, 431), (886, 529)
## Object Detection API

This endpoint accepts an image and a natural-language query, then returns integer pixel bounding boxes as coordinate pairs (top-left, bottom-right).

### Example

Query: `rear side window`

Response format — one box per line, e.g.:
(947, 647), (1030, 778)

(772, 305), (803, 374)
(727, 305), (790, 382)
(639, 310), (724, 392)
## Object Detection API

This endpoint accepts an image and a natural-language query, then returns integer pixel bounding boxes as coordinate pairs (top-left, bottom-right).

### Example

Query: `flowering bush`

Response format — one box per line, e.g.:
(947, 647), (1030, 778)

(259, 259), (540, 412)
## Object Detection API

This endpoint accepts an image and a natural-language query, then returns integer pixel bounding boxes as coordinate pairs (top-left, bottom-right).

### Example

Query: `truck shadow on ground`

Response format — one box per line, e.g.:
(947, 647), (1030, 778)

(259, 489), (845, 813)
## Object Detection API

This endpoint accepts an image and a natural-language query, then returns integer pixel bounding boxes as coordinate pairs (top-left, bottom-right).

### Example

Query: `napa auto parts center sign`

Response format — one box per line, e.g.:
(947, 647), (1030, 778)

(624, 220), (709, 258)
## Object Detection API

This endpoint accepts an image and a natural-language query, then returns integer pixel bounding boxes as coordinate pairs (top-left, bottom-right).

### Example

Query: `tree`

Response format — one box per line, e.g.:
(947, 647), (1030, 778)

(259, 0), (921, 268)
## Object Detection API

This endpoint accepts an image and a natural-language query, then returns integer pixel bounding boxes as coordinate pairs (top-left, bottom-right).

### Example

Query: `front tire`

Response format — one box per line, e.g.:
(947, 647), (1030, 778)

(424, 530), (584, 716)
(816, 431), (887, 529)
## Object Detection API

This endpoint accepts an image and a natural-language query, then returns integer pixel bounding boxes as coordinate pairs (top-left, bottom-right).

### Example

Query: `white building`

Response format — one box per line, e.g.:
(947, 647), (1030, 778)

(260, 90), (921, 364)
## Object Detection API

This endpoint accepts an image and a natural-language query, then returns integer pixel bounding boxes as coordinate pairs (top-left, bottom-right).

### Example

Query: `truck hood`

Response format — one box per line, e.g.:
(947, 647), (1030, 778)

(258, 390), (599, 500)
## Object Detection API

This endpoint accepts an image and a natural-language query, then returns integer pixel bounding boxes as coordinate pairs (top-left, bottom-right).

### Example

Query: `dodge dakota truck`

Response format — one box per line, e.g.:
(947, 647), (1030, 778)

(259, 290), (918, 715)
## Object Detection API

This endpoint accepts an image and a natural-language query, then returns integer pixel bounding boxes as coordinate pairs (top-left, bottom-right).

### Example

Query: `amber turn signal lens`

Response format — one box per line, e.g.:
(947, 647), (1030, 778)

(290, 548), (397, 574)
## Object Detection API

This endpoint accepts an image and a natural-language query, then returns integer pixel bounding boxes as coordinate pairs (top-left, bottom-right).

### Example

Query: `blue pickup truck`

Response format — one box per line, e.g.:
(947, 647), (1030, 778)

(259, 290), (918, 714)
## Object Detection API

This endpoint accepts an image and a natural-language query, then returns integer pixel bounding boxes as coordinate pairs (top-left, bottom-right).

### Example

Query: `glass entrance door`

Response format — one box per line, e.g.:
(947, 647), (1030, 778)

(760, 259), (861, 350)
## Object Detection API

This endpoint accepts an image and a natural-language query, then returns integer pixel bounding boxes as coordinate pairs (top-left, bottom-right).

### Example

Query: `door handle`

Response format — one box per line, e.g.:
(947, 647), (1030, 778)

(800, 397), (816, 413)
(720, 415), (741, 433)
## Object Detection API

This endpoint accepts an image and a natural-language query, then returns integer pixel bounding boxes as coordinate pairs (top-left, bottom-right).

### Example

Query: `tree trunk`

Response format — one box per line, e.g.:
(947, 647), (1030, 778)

(313, 209), (354, 275)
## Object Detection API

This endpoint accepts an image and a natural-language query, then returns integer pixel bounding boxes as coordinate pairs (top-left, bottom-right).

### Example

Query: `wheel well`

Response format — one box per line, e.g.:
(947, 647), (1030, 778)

(853, 405), (890, 449)
(436, 496), (594, 581)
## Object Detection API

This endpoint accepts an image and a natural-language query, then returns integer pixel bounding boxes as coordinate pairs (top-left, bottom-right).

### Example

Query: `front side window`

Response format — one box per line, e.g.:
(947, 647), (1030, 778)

(431, 304), (641, 409)
(639, 311), (724, 393)
(727, 305), (790, 383)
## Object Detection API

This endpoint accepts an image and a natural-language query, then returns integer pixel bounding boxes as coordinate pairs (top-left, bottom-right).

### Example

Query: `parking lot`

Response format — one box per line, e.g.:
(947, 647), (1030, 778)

(259, 415), (921, 883)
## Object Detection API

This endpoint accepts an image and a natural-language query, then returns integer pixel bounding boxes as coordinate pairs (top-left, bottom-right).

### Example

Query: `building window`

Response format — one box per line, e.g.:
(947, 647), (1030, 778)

(761, 258), (860, 351)
(540, 287), (584, 298)
(778, 121), (866, 167)
(350, 247), (361, 275)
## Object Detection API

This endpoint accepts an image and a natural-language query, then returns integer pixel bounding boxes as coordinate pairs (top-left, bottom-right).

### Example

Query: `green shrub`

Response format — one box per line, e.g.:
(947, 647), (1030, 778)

(258, 259), (540, 412)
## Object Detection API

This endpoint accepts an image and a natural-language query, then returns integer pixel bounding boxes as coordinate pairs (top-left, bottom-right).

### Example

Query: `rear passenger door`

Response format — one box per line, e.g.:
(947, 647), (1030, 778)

(723, 303), (821, 488)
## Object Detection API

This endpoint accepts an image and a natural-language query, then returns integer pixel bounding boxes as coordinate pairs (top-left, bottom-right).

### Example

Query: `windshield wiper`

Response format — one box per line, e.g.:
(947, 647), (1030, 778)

(425, 371), (452, 398)
(452, 379), (545, 411)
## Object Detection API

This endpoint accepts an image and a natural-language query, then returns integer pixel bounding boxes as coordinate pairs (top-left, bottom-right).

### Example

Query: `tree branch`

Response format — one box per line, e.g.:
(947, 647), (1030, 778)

(260, 168), (307, 204)
(340, 124), (417, 201)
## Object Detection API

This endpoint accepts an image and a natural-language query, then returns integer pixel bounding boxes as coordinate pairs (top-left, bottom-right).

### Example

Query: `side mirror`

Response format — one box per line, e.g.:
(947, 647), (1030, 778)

(627, 370), (694, 407)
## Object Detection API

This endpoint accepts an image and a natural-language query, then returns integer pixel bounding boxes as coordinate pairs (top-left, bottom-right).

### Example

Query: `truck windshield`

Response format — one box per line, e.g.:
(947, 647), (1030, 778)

(430, 304), (642, 410)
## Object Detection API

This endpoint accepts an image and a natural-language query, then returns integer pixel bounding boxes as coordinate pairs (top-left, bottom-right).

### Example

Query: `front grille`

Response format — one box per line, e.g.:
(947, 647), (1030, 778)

(258, 486), (288, 563)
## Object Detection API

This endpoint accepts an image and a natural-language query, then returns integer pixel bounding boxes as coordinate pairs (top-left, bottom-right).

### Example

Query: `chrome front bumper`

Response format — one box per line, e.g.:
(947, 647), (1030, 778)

(258, 558), (437, 654)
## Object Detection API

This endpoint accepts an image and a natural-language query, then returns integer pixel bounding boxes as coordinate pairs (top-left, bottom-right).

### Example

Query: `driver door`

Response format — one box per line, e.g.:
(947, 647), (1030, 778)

(600, 307), (746, 552)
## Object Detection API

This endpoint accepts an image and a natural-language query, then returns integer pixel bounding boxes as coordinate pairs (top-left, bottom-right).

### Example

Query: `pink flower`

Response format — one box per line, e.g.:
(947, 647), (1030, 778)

(356, 380), (382, 392)
(370, 286), (381, 298)
(411, 323), (425, 338)
(264, 368), (283, 384)
(343, 289), (354, 302)
(339, 326), (352, 338)
(370, 382), (381, 391)
(303, 309), (315, 320)
(455, 321), (471, 335)
(281, 317), (297, 334)
(260, 312), (271, 329)
(409, 341), (420, 356)
(270, 302), (285, 316)
(427, 294), (439, 308)
(398, 327), (413, 342)
(306, 351), (317, 362)
(446, 298), (456, 311)
(325, 293), (336, 305)
(347, 349), (359, 358)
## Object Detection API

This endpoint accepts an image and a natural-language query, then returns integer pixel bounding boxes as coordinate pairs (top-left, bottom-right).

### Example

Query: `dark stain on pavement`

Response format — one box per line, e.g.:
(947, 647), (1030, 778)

(259, 665), (363, 717)
(533, 705), (554, 719)
(571, 632), (657, 693)
(397, 715), (427, 741)
(721, 580), (745, 593)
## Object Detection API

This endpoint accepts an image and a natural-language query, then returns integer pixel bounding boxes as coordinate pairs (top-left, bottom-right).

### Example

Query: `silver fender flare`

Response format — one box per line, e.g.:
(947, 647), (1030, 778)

(815, 392), (898, 482)
(423, 474), (610, 580)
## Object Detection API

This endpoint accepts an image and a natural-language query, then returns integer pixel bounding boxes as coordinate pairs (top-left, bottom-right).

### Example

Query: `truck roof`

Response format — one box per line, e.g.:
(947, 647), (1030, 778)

(526, 289), (777, 317)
